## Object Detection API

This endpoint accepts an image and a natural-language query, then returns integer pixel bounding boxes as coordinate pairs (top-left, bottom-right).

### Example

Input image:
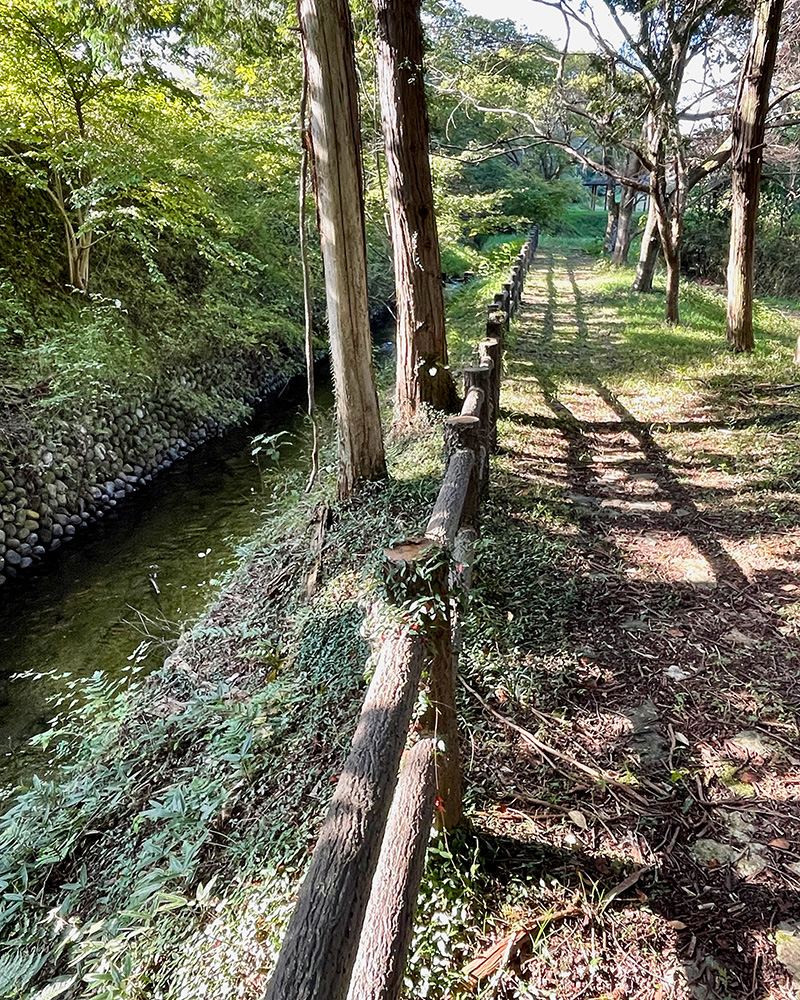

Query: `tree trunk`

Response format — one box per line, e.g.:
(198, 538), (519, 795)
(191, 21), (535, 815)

(604, 181), (619, 253)
(75, 233), (91, 292)
(664, 246), (681, 324)
(651, 152), (686, 326)
(347, 739), (436, 1000)
(611, 182), (636, 264)
(632, 198), (660, 292)
(726, 0), (785, 353)
(374, 0), (457, 427)
(653, 192), (682, 325)
(299, 0), (386, 497)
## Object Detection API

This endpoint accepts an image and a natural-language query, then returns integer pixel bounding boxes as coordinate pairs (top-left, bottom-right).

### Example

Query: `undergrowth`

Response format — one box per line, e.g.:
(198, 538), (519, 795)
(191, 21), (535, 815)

(0, 413), (455, 999)
(0, 233), (533, 995)
(0, 228), (570, 1000)
(445, 234), (526, 365)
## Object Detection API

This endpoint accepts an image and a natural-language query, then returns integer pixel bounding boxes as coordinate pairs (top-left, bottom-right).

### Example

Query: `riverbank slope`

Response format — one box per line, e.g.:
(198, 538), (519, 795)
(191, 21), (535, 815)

(0, 236), (525, 1000)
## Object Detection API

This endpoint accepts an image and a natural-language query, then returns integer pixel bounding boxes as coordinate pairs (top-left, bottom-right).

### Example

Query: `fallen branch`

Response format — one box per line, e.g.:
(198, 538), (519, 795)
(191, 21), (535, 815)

(460, 678), (650, 806)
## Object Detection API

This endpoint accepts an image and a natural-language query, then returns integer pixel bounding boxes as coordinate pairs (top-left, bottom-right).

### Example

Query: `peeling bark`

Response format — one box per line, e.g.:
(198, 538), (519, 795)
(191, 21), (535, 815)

(347, 739), (436, 1000)
(264, 631), (425, 1000)
(299, 0), (386, 496)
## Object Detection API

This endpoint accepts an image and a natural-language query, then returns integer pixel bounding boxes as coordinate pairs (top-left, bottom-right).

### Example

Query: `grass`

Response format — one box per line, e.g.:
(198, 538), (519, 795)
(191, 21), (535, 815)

(6, 228), (800, 1000)
(445, 233), (527, 366)
(424, 234), (800, 999)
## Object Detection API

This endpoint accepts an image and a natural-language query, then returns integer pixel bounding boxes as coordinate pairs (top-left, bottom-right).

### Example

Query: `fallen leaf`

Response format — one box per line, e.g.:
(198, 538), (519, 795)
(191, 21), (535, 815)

(463, 930), (526, 983)
(621, 619), (648, 631)
(739, 770), (758, 784)
(721, 627), (758, 648)
(769, 838), (791, 850)
(667, 919), (688, 930)
(568, 809), (589, 831)
(603, 867), (650, 905)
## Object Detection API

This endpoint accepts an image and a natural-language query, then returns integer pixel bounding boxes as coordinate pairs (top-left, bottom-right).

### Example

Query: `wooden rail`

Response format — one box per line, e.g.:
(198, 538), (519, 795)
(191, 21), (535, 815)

(265, 224), (539, 1000)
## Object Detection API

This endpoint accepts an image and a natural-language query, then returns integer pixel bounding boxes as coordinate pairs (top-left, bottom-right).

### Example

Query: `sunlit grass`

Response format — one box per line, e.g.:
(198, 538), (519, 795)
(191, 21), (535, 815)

(445, 233), (525, 365)
(530, 239), (800, 405)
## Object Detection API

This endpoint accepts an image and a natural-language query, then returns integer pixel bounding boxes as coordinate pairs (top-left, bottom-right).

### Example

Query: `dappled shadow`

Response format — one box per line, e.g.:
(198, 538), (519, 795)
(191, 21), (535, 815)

(463, 460), (800, 996)
(508, 246), (799, 392)
(566, 261), (590, 353)
(500, 406), (800, 436)
(448, 818), (800, 998)
(540, 255), (556, 348)
(460, 241), (800, 998)
(585, 376), (749, 590)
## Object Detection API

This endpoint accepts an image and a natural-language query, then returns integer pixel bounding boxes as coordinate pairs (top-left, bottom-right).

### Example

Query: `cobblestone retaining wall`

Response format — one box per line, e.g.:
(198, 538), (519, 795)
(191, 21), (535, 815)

(0, 351), (299, 588)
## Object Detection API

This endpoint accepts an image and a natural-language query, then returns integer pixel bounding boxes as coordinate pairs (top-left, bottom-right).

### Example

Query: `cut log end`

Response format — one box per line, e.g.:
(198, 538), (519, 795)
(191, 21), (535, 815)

(383, 537), (436, 564)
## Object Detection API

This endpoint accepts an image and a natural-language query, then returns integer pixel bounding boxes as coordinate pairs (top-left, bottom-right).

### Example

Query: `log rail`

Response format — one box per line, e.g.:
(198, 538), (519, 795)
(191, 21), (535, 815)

(265, 225), (539, 1000)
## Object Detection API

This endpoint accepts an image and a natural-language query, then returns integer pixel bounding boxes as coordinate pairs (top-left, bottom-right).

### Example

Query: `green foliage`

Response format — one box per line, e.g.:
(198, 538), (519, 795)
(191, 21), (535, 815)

(436, 159), (578, 244)
(0, 0), (318, 411)
(0, 583), (369, 998)
(444, 234), (525, 363)
(250, 430), (291, 464)
(682, 191), (800, 300)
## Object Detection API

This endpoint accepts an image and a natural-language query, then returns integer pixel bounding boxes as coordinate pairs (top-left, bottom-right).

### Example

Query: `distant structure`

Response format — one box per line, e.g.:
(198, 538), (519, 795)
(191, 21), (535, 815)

(582, 167), (649, 211)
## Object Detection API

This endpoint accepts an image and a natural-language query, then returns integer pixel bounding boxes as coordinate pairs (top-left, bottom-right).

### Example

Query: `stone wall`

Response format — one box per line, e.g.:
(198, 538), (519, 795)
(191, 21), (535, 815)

(0, 350), (300, 588)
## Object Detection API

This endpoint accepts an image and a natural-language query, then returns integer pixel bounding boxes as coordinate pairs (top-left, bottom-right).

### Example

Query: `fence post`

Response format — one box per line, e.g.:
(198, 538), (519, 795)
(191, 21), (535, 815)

(486, 309), (506, 349)
(346, 738), (436, 1000)
(478, 338), (502, 452)
(502, 281), (514, 318)
(462, 367), (491, 488)
(383, 542), (462, 830)
(443, 415), (482, 516)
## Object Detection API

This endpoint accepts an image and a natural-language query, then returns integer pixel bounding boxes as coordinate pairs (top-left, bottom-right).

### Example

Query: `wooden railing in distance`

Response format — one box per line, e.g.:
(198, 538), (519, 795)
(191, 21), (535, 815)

(265, 225), (539, 1000)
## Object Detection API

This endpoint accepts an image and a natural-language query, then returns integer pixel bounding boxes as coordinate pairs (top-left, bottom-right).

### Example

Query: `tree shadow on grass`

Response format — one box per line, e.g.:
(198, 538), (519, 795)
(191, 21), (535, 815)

(461, 366), (800, 997)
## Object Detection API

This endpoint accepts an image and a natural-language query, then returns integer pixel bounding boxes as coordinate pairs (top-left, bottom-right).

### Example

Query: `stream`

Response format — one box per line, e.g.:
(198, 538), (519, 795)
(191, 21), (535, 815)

(0, 375), (335, 795)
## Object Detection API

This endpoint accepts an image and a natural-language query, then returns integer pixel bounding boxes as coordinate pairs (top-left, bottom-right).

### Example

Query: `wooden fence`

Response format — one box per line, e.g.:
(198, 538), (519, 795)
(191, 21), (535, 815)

(265, 225), (540, 1000)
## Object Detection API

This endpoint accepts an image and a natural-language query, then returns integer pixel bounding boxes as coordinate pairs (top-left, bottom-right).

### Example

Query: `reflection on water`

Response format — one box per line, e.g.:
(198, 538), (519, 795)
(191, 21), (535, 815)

(0, 377), (334, 791)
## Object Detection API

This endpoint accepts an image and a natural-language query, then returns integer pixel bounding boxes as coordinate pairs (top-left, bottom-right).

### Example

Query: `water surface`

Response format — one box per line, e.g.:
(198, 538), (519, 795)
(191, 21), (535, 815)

(0, 377), (333, 791)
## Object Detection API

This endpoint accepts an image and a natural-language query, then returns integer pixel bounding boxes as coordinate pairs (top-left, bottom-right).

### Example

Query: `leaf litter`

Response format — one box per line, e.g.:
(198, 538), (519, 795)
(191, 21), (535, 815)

(453, 245), (800, 999)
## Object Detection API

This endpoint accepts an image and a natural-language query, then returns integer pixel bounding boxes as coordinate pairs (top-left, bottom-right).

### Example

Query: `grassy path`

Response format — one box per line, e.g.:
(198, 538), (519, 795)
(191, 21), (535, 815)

(455, 241), (800, 999)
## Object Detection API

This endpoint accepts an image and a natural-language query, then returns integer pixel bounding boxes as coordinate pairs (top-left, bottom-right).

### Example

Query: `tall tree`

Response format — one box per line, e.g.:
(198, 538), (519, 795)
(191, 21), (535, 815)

(298, 0), (386, 496)
(441, 0), (742, 323)
(373, 0), (457, 427)
(726, 0), (785, 351)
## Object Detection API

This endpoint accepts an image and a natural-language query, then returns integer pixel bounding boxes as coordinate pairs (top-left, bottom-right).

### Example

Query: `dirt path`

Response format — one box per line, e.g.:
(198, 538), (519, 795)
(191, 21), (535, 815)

(461, 245), (800, 999)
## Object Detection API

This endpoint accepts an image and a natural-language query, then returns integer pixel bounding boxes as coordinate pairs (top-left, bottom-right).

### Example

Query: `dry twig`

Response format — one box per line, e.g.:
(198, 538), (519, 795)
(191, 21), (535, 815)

(461, 677), (650, 806)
